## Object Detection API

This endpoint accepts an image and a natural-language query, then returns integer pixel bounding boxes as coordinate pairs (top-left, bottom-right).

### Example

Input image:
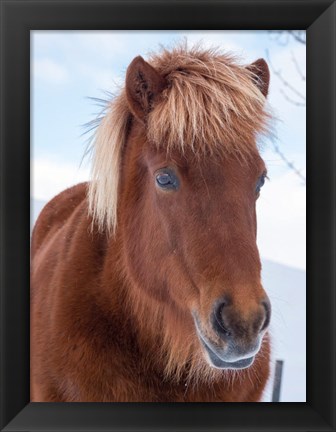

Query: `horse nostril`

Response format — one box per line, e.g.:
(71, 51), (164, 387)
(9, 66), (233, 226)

(260, 298), (271, 332)
(212, 297), (271, 340)
(213, 301), (232, 339)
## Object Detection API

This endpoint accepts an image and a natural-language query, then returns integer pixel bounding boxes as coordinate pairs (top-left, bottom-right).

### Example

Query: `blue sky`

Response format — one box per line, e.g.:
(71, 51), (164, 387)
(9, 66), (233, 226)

(31, 30), (306, 269)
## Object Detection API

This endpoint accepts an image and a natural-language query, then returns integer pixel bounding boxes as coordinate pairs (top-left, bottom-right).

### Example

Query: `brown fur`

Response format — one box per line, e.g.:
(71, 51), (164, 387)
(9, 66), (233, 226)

(31, 45), (272, 402)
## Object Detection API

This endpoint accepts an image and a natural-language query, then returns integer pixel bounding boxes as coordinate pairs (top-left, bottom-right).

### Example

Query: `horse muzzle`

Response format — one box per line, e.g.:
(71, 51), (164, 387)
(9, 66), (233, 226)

(193, 301), (270, 370)
(201, 339), (257, 369)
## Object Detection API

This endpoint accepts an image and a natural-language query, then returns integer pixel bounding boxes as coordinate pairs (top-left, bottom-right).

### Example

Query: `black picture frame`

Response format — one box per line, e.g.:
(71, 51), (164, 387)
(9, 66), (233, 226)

(0, 0), (335, 431)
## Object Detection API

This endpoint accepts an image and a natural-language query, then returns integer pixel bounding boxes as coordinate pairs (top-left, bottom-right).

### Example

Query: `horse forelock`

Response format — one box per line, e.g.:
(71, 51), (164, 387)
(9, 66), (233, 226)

(88, 44), (272, 234)
(148, 45), (271, 157)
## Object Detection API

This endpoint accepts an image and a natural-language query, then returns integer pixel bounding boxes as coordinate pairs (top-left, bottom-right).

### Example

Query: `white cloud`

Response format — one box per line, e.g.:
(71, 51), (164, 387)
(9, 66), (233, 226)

(257, 171), (306, 270)
(32, 158), (90, 201)
(33, 58), (69, 85)
(77, 62), (123, 93)
(72, 32), (128, 60)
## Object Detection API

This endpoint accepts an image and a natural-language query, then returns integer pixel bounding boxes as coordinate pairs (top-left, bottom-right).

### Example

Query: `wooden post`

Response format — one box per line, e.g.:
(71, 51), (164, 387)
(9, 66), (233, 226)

(272, 359), (284, 402)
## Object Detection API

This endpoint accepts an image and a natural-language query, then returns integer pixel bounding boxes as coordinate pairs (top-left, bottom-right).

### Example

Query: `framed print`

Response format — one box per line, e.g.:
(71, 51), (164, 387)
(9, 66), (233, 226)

(0, 0), (335, 431)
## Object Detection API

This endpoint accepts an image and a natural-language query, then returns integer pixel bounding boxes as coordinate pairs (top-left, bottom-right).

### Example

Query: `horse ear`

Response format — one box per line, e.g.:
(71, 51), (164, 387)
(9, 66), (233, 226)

(247, 58), (270, 98)
(125, 56), (167, 121)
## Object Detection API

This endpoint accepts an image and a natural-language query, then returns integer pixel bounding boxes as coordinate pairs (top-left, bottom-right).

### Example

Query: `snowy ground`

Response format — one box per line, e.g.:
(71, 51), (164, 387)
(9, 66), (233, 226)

(260, 260), (306, 402)
(31, 199), (306, 402)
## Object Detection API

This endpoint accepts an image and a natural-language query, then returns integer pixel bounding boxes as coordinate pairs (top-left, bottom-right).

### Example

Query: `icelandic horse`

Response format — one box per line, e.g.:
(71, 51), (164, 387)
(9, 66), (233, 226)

(31, 45), (272, 402)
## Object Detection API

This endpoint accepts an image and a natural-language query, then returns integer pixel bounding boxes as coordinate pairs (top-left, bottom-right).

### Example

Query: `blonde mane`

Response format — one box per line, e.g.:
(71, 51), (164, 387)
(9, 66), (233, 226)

(88, 44), (271, 234)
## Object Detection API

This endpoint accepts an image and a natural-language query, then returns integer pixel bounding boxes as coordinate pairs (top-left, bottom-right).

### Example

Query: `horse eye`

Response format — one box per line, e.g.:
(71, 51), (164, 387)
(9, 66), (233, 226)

(157, 173), (172, 185)
(256, 174), (266, 195)
(155, 169), (179, 190)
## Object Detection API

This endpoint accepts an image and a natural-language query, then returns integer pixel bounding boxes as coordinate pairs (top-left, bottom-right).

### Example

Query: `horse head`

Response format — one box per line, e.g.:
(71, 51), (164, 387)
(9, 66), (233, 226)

(89, 46), (272, 373)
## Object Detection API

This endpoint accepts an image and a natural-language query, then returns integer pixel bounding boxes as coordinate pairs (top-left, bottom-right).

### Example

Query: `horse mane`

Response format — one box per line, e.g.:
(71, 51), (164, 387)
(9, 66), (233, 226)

(88, 44), (271, 234)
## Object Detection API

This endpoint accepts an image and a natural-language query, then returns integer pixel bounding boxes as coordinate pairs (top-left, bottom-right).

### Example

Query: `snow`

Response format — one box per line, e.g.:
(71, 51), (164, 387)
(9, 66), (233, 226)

(261, 260), (306, 401)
